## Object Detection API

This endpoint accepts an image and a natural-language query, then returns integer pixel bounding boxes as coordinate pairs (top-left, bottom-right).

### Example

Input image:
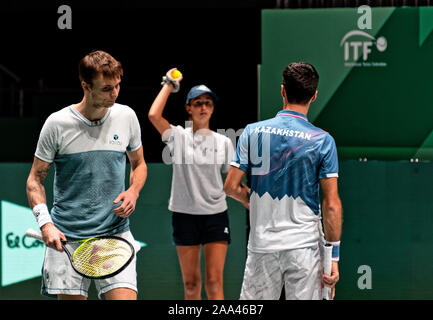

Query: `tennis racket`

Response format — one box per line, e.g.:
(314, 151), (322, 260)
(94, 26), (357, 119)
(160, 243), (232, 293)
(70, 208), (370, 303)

(26, 228), (135, 279)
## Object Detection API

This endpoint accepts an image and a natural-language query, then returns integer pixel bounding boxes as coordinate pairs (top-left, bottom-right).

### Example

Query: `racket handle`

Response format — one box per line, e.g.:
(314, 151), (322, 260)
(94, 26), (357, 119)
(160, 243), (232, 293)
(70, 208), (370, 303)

(323, 244), (333, 300)
(26, 228), (43, 241)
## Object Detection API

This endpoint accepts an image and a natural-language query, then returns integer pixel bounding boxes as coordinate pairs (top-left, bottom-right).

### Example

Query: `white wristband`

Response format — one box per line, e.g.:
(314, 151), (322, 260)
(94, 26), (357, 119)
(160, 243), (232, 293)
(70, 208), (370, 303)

(32, 203), (53, 228)
(325, 240), (341, 261)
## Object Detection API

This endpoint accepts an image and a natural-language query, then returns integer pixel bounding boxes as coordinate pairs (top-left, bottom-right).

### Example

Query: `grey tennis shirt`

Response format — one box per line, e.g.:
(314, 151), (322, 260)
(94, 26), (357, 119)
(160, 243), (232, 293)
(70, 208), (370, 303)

(162, 124), (234, 215)
(34, 103), (142, 240)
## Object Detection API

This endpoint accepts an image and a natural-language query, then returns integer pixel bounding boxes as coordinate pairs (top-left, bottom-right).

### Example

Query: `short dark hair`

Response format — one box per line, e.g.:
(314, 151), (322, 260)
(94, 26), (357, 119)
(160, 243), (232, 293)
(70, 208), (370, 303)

(282, 62), (319, 104)
(78, 50), (123, 86)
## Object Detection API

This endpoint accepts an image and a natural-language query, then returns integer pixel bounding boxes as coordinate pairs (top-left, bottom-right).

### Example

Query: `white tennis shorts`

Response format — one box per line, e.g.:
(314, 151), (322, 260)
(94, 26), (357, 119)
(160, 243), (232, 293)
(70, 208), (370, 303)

(240, 245), (323, 300)
(41, 230), (140, 299)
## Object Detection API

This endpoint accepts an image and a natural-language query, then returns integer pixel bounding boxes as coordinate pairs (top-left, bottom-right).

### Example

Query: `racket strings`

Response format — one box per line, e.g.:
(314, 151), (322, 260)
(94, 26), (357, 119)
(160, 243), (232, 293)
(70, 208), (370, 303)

(72, 238), (133, 278)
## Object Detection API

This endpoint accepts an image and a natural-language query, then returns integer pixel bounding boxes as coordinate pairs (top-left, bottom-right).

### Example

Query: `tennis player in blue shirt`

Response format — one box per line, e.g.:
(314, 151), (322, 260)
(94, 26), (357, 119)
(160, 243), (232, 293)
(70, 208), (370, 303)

(224, 62), (342, 300)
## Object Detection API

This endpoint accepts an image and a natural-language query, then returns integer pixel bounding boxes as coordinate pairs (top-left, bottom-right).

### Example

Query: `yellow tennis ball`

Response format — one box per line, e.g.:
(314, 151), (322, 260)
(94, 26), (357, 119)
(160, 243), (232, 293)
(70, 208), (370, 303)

(171, 69), (182, 79)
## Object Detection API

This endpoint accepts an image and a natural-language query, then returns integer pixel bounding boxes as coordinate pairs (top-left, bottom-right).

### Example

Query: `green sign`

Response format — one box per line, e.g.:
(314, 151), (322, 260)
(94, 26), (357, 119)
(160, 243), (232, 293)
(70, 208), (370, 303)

(261, 7), (433, 160)
(1, 200), (44, 287)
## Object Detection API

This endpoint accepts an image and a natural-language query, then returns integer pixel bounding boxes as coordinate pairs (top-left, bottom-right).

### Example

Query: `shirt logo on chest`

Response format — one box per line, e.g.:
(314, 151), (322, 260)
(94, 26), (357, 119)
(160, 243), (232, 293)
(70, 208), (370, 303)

(109, 133), (122, 146)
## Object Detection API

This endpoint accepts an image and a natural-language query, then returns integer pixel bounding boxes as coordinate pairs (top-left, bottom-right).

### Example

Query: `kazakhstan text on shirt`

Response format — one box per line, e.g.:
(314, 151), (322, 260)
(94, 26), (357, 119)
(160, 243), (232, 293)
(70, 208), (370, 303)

(253, 126), (312, 140)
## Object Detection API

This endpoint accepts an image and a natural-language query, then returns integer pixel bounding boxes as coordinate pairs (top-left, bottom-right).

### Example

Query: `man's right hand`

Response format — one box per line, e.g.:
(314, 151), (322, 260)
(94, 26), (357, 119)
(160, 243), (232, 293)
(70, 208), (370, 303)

(41, 222), (66, 252)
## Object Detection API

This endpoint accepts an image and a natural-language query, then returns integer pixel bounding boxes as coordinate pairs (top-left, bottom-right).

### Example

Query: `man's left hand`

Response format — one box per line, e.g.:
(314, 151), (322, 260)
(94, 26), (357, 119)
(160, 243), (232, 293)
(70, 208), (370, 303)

(113, 189), (138, 218)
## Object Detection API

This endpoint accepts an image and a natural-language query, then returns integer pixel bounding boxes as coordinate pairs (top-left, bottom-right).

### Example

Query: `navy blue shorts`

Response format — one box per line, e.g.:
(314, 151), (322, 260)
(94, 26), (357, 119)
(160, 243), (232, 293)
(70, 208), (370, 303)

(172, 211), (231, 246)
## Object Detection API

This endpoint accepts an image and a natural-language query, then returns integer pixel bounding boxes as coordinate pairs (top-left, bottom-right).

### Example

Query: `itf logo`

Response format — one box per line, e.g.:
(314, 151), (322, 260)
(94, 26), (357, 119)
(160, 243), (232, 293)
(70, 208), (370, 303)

(341, 5), (387, 67)
(340, 30), (387, 67)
